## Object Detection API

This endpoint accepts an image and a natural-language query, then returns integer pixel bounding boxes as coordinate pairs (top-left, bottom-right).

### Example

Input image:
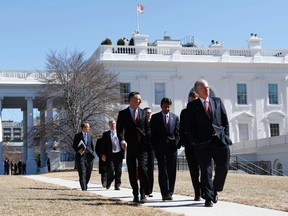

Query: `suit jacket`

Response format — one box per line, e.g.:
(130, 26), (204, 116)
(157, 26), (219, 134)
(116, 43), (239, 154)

(150, 111), (180, 154)
(116, 107), (150, 153)
(186, 97), (232, 146)
(179, 108), (189, 148)
(73, 132), (95, 161)
(101, 130), (125, 159)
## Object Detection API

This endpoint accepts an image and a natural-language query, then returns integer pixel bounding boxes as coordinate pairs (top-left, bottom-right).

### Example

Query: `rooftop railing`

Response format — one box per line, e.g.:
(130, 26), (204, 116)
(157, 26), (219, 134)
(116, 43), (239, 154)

(92, 45), (288, 62)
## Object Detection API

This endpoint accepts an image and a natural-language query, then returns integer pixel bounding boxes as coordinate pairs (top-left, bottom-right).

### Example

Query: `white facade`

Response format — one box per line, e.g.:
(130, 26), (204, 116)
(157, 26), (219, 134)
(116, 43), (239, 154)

(91, 33), (288, 145)
(90, 33), (288, 175)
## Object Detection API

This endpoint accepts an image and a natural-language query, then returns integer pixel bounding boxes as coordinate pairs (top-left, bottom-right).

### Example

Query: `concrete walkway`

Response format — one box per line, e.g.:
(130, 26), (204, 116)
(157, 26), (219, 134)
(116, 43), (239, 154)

(25, 175), (288, 216)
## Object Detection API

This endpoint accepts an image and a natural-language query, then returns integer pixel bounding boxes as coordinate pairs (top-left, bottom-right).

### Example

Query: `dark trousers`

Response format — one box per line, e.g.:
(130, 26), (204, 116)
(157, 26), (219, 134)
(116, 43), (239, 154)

(99, 159), (107, 187)
(76, 154), (94, 191)
(195, 136), (230, 201)
(106, 152), (123, 188)
(155, 148), (177, 197)
(185, 145), (201, 197)
(147, 149), (155, 195)
(126, 150), (149, 197)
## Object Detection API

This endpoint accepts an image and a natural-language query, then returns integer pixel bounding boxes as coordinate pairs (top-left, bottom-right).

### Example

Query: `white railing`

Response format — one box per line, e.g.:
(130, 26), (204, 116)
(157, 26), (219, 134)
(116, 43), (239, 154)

(0, 70), (50, 80)
(92, 45), (288, 61)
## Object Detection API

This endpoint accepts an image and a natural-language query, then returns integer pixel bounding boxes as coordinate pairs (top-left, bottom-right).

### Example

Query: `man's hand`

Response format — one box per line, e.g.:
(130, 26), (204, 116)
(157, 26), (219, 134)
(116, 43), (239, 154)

(78, 148), (85, 155)
(121, 141), (127, 150)
(101, 155), (106, 162)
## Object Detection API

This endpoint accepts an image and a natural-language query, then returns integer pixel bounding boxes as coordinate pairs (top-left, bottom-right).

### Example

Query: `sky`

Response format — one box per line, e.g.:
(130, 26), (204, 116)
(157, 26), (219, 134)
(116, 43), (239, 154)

(1, 0), (288, 121)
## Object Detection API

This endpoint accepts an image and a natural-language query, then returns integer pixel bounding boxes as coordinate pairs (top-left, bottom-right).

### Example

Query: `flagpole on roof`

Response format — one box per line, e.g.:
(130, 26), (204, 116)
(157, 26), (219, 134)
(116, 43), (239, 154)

(136, 0), (139, 34)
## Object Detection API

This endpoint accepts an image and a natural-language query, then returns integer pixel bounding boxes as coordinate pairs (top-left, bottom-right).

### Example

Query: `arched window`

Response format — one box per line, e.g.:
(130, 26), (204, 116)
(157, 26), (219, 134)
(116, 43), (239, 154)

(273, 159), (283, 176)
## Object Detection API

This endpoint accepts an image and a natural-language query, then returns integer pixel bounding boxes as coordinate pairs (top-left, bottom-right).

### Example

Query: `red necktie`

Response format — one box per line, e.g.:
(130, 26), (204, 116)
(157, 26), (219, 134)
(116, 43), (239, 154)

(133, 109), (138, 123)
(204, 101), (212, 119)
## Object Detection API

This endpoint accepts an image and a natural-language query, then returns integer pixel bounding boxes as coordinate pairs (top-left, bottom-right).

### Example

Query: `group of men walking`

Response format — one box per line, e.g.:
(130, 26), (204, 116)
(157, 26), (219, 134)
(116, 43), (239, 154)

(72, 79), (232, 207)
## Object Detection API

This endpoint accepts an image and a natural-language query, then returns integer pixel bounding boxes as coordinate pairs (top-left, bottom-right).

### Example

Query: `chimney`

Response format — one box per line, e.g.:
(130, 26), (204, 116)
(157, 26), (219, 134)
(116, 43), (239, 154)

(247, 33), (262, 49)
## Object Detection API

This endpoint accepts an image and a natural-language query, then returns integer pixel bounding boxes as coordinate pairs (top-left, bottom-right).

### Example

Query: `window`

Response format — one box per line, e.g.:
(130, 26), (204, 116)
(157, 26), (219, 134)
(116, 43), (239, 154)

(268, 84), (278, 104)
(238, 124), (249, 141)
(120, 83), (130, 104)
(154, 83), (165, 105)
(237, 84), (247, 104)
(270, 123), (279, 137)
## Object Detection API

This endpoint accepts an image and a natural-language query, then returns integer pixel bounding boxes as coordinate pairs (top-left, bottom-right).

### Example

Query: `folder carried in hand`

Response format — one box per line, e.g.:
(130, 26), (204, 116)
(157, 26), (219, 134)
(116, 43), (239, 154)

(78, 140), (86, 150)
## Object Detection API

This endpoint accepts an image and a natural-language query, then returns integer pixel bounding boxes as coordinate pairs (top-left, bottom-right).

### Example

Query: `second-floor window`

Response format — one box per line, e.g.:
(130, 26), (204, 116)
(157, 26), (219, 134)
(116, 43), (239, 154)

(120, 83), (131, 104)
(237, 83), (247, 104)
(268, 83), (278, 104)
(154, 83), (165, 105)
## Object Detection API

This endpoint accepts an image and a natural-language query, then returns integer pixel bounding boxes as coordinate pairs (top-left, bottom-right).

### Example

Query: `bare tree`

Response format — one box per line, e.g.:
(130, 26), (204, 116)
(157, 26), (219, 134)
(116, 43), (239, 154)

(37, 49), (120, 157)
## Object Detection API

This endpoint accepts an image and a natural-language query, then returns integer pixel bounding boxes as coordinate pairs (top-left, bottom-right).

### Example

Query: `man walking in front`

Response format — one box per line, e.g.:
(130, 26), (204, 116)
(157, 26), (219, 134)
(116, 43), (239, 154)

(116, 91), (150, 203)
(185, 79), (232, 207)
(73, 121), (95, 191)
(150, 97), (180, 201)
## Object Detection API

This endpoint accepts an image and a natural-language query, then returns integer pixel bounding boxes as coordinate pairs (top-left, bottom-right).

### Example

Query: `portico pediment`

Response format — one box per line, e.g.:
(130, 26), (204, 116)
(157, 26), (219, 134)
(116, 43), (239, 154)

(234, 112), (254, 120)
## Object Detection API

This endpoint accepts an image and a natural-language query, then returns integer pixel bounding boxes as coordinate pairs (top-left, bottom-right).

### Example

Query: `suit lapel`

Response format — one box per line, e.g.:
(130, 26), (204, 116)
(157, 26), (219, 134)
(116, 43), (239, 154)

(209, 97), (215, 120)
(195, 98), (210, 120)
(125, 107), (135, 124)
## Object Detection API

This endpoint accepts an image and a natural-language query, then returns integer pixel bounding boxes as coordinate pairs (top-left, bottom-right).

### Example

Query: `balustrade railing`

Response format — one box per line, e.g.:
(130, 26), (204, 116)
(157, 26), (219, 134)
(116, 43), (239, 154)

(93, 45), (288, 61)
(0, 70), (49, 80)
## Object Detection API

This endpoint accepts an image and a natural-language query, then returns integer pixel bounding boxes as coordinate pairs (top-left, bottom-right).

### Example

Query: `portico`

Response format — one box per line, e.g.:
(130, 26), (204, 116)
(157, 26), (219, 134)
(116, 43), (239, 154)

(0, 70), (52, 174)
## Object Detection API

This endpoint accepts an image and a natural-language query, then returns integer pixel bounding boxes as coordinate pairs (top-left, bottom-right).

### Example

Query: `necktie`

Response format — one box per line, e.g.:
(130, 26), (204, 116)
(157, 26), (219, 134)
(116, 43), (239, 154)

(165, 114), (169, 127)
(83, 133), (87, 145)
(204, 101), (212, 119)
(133, 109), (138, 123)
(112, 131), (117, 151)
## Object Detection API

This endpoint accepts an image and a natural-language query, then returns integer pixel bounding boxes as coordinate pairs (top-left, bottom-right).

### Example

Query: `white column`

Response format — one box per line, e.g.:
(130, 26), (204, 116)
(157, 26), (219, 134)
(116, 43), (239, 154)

(39, 109), (47, 173)
(46, 99), (53, 155)
(22, 108), (27, 162)
(25, 97), (37, 174)
(0, 97), (4, 175)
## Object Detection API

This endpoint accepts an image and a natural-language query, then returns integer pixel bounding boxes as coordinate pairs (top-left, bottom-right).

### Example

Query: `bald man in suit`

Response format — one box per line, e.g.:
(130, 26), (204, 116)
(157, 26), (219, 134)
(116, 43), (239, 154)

(186, 79), (232, 207)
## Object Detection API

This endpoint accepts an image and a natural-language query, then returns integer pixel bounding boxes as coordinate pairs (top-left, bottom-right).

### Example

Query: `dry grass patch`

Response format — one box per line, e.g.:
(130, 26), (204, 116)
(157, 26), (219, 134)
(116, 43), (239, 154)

(0, 175), (181, 216)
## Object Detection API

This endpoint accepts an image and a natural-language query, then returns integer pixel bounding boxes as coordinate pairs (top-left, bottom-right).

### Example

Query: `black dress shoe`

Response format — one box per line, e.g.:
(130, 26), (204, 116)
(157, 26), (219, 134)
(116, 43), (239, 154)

(102, 181), (107, 188)
(212, 192), (218, 203)
(140, 195), (147, 203)
(148, 194), (153, 197)
(106, 183), (111, 190)
(115, 187), (120, 190)
(162, 195), (173, 201)
(205, 200), (213, 207)
(194, 196), (201, 201)
(133, 196), (139, 203)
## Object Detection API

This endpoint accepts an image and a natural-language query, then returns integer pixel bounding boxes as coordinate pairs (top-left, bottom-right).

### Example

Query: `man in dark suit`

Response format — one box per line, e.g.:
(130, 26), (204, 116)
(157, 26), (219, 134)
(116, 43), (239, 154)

(186, 79), (232, 207)
(179, 89), (202, 201)
(116, 91), (150, 203)
(73, 121), (95, 191)
(95, 137), (107, 188)
(150, 97), (180, 201)
(101, 119), (124, 190)
(143, 107), (154, 197)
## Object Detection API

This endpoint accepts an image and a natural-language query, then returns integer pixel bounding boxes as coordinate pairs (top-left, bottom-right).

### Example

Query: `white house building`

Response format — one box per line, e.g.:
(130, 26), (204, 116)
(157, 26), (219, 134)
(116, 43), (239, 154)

(0, 33), (287, 175)
(91, 33), (288, 175)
